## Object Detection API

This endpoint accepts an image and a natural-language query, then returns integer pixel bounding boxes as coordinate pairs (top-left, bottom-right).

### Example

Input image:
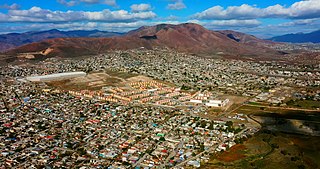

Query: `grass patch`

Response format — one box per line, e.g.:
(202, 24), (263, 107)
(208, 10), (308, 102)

(105, 69), (137, 79)
(286, 100), (320, 109)
(247, 102), (263, 106)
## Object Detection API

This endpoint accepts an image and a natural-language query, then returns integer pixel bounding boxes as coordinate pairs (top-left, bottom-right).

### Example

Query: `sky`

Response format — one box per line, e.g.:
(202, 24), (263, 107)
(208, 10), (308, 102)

(0, 0), (320, 38)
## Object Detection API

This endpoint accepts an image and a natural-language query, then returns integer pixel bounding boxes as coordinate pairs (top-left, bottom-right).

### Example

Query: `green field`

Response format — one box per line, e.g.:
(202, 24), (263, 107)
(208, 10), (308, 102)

(286, 100), (320, 109)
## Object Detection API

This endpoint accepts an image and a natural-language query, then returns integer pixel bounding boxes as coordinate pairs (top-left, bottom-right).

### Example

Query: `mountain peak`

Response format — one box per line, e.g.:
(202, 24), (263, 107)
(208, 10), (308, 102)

(127, 23), (207, 37)
(40, 29), (62, 34)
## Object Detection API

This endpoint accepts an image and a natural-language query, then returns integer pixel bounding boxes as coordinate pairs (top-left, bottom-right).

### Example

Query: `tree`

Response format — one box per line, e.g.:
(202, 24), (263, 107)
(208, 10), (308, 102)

(159, 137), (166, 142)
(280, 150), (288, 155)
(200, 121), (207, 128)
(209, 123), (214, 130)
(226, 121), (233, 127)
(77, 147), (86, 155)
(290, 156), (299, 161)
(200, 144), (205, 152)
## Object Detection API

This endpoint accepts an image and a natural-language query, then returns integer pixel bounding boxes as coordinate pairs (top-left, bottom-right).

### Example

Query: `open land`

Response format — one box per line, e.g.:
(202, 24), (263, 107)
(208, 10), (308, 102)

(201, 130), (320, 169)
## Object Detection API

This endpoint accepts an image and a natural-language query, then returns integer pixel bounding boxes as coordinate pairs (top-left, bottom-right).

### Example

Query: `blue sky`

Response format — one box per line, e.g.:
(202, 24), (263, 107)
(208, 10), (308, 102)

(0, 0), (319, 37)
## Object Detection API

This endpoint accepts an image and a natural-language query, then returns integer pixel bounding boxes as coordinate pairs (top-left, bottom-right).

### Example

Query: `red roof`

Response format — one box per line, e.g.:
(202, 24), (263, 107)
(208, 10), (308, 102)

(161, 149), (168, 153)
(3, 123), (12, 127)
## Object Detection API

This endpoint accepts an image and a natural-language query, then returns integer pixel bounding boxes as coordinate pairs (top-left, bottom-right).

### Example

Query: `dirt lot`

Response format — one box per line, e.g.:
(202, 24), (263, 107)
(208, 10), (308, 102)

(47, 70), (147, 90)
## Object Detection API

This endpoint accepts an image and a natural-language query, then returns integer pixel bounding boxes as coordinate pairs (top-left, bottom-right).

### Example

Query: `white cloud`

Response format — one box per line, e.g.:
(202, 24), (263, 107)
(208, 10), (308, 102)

(206, 19), (261, 27)
(278, 19), (318, 26)
(167, 0), (186, 10)
(57, 0), (117, 7)
(131, 4), (152, 13)
(0, 21), (153, 33)
(185, 19), (261, 29)
(0, 3), (20, 10)
(166, 15), (179, 21)
(57, 0), (77, 7)
(228, 19), (320, 38)
(0, 7), (156, 23)
(186, 19), (203, 25)
(193, 0), (320, 20)
(103, 0), (117, 7)
(80, 0), (99, 4)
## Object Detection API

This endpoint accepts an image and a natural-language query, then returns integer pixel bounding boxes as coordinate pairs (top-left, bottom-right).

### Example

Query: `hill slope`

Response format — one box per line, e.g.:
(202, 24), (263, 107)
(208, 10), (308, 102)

(269, 30), (320, 43)
(0, 29), (124, 52)
(218, 30), (276, 46)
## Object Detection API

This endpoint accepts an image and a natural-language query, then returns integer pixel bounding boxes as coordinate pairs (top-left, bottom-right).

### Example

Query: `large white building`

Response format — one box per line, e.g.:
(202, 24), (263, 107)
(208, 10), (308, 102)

(26, 71), (86, 82)
(205, 99), (230, 107)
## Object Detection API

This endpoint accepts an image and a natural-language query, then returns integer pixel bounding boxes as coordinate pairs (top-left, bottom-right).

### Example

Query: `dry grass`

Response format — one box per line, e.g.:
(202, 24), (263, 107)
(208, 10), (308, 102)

(217, 144), (247, 162)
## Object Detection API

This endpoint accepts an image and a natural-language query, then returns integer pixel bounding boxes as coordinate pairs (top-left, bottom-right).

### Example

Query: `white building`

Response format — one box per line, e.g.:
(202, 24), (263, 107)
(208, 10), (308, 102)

(189, 99), (203, 104)
(205, 99), (229, 107)
(26, 71), (86, 82)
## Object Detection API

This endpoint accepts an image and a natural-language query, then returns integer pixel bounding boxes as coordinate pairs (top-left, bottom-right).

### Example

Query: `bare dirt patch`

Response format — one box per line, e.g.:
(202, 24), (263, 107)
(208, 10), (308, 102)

(217, 144), (247, 162)
(46, 71), (157, 91)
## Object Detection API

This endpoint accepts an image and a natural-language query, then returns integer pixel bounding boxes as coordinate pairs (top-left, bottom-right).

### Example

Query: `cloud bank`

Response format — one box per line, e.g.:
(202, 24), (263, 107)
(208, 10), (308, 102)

(194, 0), (320, 20)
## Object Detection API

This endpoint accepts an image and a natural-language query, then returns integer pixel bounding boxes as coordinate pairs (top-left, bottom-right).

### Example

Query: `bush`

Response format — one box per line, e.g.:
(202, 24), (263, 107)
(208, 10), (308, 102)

(226, 121), (233, 127)
(290, 156), (299, 161)
(271, 143), (279, 149)
(159, 137), (166, 141)
(280, 150), (288, 155)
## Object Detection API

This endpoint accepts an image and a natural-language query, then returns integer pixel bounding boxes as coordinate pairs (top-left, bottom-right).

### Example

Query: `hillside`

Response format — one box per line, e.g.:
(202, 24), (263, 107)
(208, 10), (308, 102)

(218, 30), (276, 46)
(0, 29), (124, 52)
(269, 30), (320, 43)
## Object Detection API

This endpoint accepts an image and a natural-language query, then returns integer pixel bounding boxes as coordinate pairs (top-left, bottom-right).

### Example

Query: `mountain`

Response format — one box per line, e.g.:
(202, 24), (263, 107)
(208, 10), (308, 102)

(125, 23), (278, 56)
(0, 29), (124, 52)
(4, 23), (283, 62)
(218, 30), (276, 46)
(268, 30), (320, 43)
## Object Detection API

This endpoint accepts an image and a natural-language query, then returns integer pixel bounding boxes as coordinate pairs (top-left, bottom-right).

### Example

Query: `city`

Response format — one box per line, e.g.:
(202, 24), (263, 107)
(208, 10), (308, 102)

(1, 48), (319, 168)
(1, 0), (320, 168)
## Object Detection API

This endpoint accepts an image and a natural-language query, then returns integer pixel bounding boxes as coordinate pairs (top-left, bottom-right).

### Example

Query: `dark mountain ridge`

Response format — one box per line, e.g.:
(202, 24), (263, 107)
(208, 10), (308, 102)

(268, 30), (320, 43)
(0, 29), (124, 52)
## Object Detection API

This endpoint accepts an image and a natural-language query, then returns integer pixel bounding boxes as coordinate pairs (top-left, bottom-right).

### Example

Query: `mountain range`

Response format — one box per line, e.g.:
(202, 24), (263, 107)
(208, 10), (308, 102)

(269, 30), (320, 43)
(3, 23), (283, 61)
(0, 29), (124, 52)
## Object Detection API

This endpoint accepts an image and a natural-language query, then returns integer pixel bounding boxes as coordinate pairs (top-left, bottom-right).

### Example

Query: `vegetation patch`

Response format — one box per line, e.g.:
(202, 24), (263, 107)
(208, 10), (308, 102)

(202, 130), (320, 169)
(217, 144), (247, 162)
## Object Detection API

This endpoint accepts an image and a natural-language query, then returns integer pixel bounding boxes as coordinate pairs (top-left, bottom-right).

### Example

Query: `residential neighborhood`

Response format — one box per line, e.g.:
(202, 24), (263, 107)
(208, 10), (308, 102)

(0, 48), (319, 168)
